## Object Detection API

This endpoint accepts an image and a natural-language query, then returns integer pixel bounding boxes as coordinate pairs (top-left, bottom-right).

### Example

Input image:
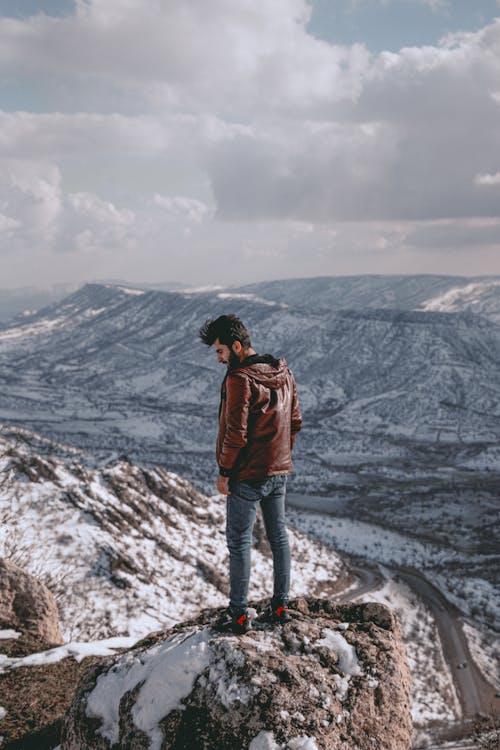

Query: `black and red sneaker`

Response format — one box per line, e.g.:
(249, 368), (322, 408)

(214, 606), (251, 635)
(271, 603), (292, 624)
(259, 598), (292, 624)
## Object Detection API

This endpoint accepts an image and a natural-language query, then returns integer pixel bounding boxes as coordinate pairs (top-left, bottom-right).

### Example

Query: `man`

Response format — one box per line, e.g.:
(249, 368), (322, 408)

(199, 314), (302, 634)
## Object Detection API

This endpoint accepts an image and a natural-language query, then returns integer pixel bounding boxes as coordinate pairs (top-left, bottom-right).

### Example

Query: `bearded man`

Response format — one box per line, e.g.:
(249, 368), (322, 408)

(199, 314), (302, 633)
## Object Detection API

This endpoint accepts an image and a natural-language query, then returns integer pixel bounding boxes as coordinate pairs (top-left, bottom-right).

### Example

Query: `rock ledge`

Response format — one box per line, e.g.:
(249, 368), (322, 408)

(62, 598), (412, 750)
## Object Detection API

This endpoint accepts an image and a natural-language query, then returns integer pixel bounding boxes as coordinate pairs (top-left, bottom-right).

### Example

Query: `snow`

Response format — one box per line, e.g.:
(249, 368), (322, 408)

(115, 286), (145, 296)
(0, 317), (66, 342)
(209, 639), (250, 708)
(216, 292), (287, 308)
(248, 732), (319, 750)
(461, 621), (500, 690)
(0, 437), (343, 642)
(315, 629), (362, 677)
(358, 577), (461, 725)
(86, 629), (211, 750)
(288, 737), (320, 750)
(0, 706), (6, 720)
(421, 280), (500, 314)
(287, 508), (443, 569)
(0, 630), (20, 640)
(249, 731), (281, 750)
(0, 636), (136, 674)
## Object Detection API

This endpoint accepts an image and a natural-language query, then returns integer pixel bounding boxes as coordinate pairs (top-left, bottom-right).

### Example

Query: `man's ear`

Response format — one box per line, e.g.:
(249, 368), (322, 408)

(232, 341), (243, 356)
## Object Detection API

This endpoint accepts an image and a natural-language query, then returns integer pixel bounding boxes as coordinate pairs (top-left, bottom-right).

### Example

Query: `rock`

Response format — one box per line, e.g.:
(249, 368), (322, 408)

(0, 558), (63, 645)
(0, 653), (102, 750)
(61, 598), (412, 750)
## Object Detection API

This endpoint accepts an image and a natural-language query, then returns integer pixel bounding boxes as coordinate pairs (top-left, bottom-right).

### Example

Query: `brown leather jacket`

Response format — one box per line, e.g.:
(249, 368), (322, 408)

(216, 354), (302, 482)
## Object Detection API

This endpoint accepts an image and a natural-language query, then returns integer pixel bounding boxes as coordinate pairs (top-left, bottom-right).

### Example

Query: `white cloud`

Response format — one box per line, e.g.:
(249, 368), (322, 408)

(474, 172), (500, 186)
(68, 192), (135, 226)
(65, 192), (136, 253)
(0, 213), (21, 233)
(0, 0), (370, 117)
(154, 195), (211, 224)
(0, 111), (169, 159)
(0, 160), (62, 252)
(0, 1), (499, 284)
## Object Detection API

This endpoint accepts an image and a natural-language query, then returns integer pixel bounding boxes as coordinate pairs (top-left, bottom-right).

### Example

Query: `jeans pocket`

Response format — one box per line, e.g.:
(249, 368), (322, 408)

(231, 480), (262, 502)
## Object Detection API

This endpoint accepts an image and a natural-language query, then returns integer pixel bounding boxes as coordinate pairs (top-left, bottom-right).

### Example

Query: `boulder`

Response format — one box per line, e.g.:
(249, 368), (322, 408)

(0, 558), (63, 645)
(61, 598), (412, 750)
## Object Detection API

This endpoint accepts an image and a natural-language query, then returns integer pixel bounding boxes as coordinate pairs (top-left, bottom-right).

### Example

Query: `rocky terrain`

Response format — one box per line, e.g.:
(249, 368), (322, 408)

(0, 427), (343, 641)
(0, 274), (498, 749)
(61, 599), (412, 750)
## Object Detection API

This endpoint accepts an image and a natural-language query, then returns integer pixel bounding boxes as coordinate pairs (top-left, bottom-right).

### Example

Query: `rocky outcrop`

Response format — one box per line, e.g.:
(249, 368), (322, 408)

(61, 598), (412, 750)
(0, 558), (63, 645)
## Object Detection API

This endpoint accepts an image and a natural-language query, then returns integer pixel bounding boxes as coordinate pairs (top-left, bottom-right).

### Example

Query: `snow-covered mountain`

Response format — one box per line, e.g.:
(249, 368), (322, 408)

(420, 278), (500, 323)
(0, 279), (499, 494)
(0, 427), (342, 642)
(232, 274), (500, 317)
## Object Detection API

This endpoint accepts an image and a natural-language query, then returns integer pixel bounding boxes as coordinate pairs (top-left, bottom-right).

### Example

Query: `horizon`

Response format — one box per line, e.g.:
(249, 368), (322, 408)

(3, 269), (500, 294)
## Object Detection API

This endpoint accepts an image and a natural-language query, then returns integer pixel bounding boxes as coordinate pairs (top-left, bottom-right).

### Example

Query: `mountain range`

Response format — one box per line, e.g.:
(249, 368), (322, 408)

(0, 275), (499, 495)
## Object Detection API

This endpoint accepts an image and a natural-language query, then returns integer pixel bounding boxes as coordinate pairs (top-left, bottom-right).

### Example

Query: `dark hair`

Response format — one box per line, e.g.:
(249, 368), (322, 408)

(199, 314), (252, 348)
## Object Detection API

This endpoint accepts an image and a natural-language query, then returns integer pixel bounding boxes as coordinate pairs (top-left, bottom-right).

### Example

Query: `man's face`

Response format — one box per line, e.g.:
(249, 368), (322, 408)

(214, 338), (240, 367)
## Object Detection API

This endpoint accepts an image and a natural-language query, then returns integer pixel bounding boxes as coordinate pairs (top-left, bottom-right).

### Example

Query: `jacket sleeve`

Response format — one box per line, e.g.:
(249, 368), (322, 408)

(290, 375), (302, 448)
(218, 373), (251, 474)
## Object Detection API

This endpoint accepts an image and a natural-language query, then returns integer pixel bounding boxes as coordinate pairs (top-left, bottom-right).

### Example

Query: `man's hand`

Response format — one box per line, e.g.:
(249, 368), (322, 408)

(216, 475), (230, 495)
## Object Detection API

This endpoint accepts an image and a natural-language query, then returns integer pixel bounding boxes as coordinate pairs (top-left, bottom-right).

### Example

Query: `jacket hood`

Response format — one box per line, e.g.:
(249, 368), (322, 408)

(230, 353), (289, 389)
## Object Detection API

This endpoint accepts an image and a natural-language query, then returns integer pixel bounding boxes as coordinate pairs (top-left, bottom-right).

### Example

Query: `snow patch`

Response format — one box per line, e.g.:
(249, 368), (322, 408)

(86, 629), (211, 750)
(0, 629), (21, 640)
(315, 629), (362, 676)
(248, 734), (319, 750)
(0, 636), (135, 674)
(288, 736), (320, 750)
(216, 292), (287, 308)
(249, 730), (281, 749)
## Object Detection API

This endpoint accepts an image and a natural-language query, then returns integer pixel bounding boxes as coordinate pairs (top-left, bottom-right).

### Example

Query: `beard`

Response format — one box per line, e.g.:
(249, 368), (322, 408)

(229, 350), (241, 368)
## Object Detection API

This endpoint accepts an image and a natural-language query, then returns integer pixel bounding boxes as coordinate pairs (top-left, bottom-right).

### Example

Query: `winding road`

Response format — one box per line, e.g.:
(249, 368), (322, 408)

(287, 496), (499, 723)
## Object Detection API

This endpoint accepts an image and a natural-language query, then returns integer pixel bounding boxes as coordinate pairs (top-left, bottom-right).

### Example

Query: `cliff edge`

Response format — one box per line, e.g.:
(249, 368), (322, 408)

(61, 598), (412, 750)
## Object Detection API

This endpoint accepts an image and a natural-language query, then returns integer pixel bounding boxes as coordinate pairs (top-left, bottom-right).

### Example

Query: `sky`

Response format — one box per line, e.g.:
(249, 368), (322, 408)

(0, 0), (500, 289)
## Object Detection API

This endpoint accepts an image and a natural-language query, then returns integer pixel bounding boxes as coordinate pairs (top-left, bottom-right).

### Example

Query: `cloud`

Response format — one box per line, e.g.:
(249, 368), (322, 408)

(0, 0), (499, 284)
(474, 172), (500, 186)
(0, 159), (62, 252)
(207, 20), (500, 222)
(0, 0), (371, 117)
(0, 213), (21, 233)
(406, 219), (500, 249)
(0, 111), (169, 159)
(154, 195), (211, 224)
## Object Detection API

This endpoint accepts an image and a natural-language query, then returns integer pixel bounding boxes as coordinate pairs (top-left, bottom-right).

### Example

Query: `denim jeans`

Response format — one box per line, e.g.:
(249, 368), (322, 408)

(226, 473), (291, 611)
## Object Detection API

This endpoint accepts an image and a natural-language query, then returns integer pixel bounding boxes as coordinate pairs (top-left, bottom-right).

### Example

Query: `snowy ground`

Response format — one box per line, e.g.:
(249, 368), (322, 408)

(461, 621), (500, 692)
(0, 432), (343, 642)
(287, 506), (499, 634)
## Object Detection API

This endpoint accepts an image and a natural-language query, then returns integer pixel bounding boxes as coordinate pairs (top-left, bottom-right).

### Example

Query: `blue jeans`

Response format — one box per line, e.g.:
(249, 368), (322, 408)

(226, 474), (291, 611)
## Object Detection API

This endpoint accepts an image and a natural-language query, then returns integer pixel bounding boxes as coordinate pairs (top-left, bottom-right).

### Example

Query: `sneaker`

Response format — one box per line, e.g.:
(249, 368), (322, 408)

(259, 599), (292, 625)
(214, 606), (251, 635)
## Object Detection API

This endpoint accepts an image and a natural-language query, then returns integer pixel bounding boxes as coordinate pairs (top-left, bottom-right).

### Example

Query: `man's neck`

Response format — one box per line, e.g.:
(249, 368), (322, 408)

(240, 347), (257, 361)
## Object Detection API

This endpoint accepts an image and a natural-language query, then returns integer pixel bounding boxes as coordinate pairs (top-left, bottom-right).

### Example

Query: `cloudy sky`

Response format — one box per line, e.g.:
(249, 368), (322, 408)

(1, 0), (499, 289)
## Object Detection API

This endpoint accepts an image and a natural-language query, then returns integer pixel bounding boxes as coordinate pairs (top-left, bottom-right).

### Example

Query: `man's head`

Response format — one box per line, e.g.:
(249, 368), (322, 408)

(199, 314), (252, 367)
